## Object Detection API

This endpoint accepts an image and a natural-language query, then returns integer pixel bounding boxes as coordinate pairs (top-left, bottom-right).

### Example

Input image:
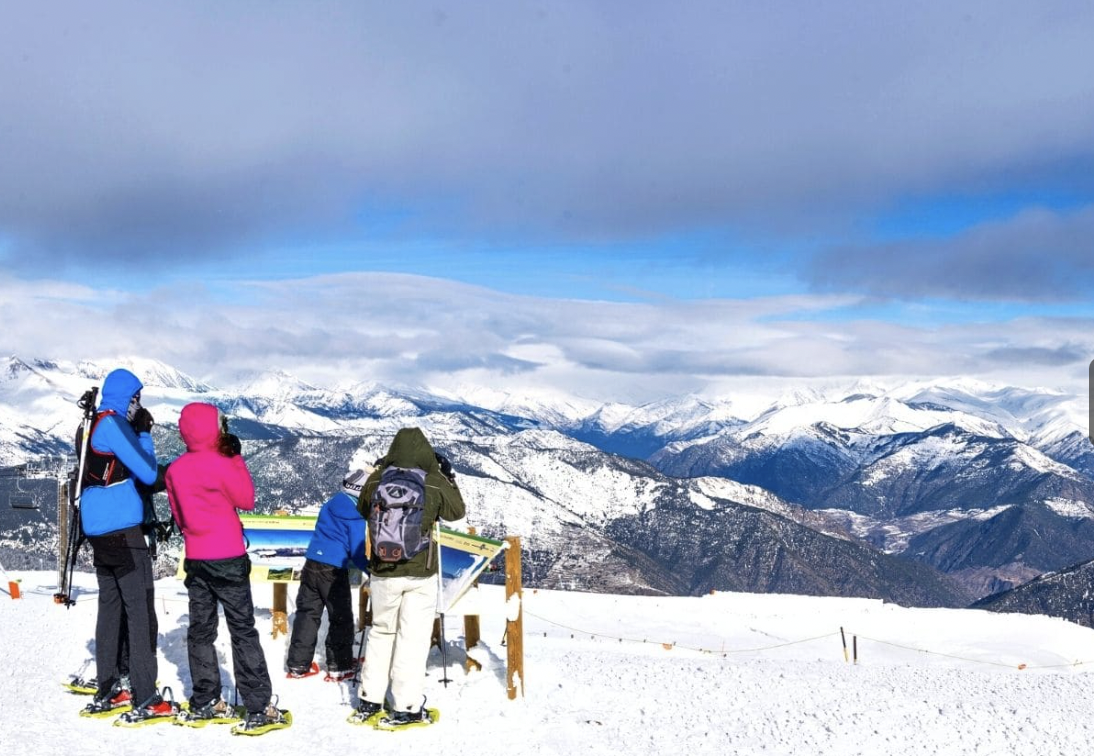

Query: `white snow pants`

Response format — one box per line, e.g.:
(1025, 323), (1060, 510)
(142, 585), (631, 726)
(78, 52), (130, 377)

(359, 573), (438, 713)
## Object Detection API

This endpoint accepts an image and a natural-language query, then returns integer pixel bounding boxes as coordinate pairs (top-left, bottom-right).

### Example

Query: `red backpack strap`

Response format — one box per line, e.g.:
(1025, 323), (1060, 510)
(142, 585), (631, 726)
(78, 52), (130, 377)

(79, 410), (129, 487)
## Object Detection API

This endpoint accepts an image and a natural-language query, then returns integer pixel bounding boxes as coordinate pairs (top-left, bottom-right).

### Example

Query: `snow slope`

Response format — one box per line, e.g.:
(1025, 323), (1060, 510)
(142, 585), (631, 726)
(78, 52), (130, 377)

(2, 571), (1094, 755)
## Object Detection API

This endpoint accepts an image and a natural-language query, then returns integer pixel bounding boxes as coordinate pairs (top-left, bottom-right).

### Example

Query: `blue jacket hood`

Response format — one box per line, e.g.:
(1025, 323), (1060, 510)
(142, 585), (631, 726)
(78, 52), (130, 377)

(99, 369), (143, 414)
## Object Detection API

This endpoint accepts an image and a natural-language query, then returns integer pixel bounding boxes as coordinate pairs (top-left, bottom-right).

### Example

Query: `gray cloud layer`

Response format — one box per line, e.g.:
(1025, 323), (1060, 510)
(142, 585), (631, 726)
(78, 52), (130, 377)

(3, 1), (1094, 289)
(809, 207), (1094, 300)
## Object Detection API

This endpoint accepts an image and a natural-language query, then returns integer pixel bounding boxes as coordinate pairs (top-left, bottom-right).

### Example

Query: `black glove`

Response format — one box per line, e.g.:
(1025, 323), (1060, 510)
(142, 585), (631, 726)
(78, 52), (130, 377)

(435, 453), (455, 483)
(152, 463), (168, 494)
(131, 407), (155, 434)
(153, 519), (175, 543)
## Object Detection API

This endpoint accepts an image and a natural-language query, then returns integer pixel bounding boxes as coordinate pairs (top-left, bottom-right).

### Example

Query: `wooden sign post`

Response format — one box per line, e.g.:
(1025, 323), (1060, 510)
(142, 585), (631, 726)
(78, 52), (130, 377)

(272, 582), (289, 638)
(462, 526), (483, 672)
(505, 535), (524, 699)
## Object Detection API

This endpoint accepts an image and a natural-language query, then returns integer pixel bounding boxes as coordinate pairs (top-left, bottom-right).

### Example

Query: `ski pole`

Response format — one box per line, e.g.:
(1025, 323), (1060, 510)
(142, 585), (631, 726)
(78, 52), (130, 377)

(66, 388), (98, 601)
(438, 613), (451, 687)
(435, 521), (451, 687)
(59, 492), (81, 606)
(60, 475), (85, 606)
(351, 621), (367, 686)
(57, 387), (98, 607)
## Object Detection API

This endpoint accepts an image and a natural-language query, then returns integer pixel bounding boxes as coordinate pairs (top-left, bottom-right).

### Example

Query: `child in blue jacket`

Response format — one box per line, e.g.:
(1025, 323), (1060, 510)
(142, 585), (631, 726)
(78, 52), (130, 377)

(286, 469), (370, 680)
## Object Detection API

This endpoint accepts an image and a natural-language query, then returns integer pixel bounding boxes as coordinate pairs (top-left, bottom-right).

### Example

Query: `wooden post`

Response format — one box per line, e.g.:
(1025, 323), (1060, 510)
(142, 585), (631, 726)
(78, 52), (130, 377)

(463, 526), (482, 671)
(464, 613), (481, 656)
(504, 535), (524, 699)
(272, 582), (289, 638)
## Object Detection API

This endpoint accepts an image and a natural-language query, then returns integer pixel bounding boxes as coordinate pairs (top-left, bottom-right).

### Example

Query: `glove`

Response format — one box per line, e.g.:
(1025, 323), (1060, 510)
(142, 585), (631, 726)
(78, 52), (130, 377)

(131, 407), (155, 434)
(152, 463), (168, 494)
(153, 519), (175, 543)
(435, 453), (455, 483)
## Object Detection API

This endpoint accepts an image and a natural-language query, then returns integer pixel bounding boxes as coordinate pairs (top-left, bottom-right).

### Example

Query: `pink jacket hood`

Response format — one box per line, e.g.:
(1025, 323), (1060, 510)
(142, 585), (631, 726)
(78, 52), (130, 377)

(166, 402), (255, 561)
(179, 402), (221, 452)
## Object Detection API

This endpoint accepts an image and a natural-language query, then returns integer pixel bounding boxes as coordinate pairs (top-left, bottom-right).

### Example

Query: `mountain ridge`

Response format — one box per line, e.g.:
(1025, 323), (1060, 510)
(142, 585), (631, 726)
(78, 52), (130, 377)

(2, 355), (1091, 608)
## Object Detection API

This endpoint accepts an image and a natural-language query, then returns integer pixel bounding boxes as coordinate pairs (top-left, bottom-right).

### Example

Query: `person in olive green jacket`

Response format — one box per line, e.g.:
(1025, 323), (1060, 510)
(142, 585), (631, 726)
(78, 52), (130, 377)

(351, 427), (465, 727)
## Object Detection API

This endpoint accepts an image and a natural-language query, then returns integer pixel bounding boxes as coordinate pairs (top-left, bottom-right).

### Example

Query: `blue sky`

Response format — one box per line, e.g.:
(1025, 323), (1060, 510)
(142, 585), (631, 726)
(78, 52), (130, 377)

(2, 1), (1093, 402)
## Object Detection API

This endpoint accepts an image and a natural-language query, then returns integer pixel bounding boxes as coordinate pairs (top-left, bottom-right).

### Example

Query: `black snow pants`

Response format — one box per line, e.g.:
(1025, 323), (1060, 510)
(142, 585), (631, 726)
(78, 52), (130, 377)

(89, 525), (158, 705)
(183, 555), (272, 714)
(286, 558), (356, 672)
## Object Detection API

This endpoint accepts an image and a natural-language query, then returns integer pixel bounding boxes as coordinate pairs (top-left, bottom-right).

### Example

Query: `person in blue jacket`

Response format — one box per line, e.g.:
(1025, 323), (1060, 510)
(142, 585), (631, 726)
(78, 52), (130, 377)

(79, 368), (172, 722)
(285, 468), (370, 680)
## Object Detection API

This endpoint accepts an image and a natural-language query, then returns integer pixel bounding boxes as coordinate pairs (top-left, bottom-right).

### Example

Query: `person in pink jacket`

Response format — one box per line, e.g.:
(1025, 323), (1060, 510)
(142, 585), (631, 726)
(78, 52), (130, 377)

(166, 402), (285, 732)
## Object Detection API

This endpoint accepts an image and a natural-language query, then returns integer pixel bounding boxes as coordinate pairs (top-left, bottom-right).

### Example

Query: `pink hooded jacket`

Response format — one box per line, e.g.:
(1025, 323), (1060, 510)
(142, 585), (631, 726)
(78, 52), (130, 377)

(166, 403), (255, 561)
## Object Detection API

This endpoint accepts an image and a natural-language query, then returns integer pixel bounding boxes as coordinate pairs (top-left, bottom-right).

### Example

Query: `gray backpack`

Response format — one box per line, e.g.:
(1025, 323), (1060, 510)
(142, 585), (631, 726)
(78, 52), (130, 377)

(368, 466), (429, 563)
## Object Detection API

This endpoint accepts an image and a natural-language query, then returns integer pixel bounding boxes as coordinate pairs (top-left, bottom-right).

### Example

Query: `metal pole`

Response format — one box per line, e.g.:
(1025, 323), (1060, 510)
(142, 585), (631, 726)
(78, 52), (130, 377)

(435, 521), (451, 687)
(56, 387), (98, 606)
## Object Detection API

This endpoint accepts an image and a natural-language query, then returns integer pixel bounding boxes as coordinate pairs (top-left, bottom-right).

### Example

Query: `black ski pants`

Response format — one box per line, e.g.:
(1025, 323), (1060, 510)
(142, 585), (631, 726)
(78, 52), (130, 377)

(184, 557), (272, 714)
(286, 559), (356, 672)
(90, 526), (158, 705)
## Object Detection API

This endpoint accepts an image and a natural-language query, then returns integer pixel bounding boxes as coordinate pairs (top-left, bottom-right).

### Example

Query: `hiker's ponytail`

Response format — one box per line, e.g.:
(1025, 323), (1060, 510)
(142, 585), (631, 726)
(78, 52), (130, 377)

(217, 416), (242, 457)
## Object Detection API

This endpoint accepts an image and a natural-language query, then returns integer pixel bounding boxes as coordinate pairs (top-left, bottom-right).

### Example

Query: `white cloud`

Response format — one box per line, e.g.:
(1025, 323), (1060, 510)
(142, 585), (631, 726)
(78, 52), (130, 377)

(3, 272), (1091, 403)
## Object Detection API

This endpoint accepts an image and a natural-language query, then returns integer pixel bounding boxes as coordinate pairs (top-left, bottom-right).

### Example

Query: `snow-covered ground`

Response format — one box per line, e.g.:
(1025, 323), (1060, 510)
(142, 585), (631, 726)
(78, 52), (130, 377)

(2, 571), (1094, 755)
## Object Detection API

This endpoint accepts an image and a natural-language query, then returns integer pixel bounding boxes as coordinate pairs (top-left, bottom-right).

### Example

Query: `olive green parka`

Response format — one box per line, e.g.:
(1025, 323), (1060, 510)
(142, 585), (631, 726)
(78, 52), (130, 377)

(356, 427), (466, 578)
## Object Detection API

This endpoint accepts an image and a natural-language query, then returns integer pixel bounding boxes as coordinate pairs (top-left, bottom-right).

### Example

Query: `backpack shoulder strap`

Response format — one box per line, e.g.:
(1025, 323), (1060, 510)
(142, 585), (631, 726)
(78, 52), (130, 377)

(79, 410), (129, 487)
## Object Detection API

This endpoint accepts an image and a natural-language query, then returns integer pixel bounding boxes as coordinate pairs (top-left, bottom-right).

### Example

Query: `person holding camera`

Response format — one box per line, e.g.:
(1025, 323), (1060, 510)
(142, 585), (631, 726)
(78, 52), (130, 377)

(349, 428), (465, 728)
(166, 402), (286, 733)
(78, 368), (166, 722)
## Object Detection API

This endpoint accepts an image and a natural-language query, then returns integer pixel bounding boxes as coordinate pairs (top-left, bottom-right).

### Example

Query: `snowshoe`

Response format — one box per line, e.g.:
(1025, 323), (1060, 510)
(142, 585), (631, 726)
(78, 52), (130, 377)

(324, 665), (358, 683)
(231, 705), (292, 736)
(79, 679), (134, 718)
(176, 697), (245, 728)
(80, 695), (132, 718)
(372, 707), (440, 731)
(286, 661), (320, 679)
(114, 688), (181, 728)
(63, 675), (98, 695)
(346, 699), (384, 726)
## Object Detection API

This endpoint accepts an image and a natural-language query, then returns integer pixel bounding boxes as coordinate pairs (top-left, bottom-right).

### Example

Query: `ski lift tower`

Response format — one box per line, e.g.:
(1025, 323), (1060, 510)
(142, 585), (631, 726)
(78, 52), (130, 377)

(9, 472), (37, 510)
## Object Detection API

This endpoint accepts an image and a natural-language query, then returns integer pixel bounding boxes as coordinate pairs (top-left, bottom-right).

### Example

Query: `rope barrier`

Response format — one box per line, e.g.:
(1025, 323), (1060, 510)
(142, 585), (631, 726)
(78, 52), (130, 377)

(521, 604), (1094, 671)
(849, 632), (1094, 670)
(19, 579), (1094, 672)
(522, 607), (839, 656)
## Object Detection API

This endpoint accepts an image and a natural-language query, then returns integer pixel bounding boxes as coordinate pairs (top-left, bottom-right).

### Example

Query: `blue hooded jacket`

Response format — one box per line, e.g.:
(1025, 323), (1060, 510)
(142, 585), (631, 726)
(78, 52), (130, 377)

(306, 491), (368, 571)
(80, 368), (159, 537)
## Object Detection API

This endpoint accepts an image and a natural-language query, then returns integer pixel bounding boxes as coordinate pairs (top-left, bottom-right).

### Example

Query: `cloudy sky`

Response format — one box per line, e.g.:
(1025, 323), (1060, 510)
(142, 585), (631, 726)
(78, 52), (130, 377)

(2, 1), (1093, 402)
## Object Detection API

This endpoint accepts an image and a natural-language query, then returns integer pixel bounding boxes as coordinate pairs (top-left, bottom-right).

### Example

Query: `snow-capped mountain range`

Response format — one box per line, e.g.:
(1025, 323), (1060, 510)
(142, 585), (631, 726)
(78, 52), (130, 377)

(2, 355), (1093, 608)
